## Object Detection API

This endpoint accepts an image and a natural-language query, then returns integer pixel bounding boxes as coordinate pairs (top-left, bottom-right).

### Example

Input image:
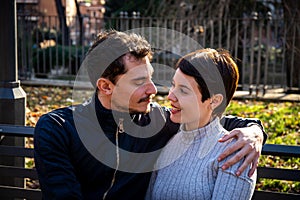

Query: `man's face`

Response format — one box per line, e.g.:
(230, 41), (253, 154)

(111, 54), (157, 113)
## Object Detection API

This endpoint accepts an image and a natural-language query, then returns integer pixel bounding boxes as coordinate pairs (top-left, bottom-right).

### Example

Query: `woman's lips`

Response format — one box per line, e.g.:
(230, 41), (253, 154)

(170, 105), (181, 114)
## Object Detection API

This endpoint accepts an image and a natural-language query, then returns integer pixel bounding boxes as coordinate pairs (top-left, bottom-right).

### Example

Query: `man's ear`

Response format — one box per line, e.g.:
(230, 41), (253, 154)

(96, 78), (114, 95)
(210, 94), (223, 110)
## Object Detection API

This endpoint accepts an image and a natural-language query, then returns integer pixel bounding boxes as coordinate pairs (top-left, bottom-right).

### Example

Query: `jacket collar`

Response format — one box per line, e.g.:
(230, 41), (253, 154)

(93, 93), (151, 133)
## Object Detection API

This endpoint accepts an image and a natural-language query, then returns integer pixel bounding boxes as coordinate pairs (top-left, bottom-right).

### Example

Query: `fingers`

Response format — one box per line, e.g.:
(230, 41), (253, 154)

(218, 129), (239, 142)
(218, 126), (264, 176)
(220, 144), (251, 173)
(235, 150), (256, 176)
(248, 154), (259, 177)
(218, 138), (245, 162)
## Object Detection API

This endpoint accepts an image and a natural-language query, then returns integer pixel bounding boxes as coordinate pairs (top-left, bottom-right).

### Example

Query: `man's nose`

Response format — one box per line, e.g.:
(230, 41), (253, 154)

(146, 81), (157, 95)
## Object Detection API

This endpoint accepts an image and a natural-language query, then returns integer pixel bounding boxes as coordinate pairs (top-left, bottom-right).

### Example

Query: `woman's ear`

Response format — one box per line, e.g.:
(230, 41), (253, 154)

(96, 78), (114, 95)
(210, 94), (223, 110)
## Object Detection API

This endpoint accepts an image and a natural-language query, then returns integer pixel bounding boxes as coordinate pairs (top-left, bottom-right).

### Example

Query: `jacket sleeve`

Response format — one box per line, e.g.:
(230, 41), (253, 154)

(34, 113), (83, 200)
(220, 115), (267, 144)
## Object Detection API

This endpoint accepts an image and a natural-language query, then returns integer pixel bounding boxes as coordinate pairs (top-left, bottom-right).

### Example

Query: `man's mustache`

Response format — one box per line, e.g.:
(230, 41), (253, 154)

(138, 94), (154, 103)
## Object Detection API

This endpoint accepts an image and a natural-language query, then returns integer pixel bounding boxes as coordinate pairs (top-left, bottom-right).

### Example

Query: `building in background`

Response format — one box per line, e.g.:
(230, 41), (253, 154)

(17, 0), (105, 45)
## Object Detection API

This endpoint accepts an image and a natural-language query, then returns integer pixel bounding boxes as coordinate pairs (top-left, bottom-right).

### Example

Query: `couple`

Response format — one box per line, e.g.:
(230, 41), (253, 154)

(34, 30), (266, 199)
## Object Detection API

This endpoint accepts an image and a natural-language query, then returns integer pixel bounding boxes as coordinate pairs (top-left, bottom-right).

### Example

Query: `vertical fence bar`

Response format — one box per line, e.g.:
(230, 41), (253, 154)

(163, 19), (167, 68)
(234, 19), (239, 61)
(290, 22), (296, 89)
(74, 16), (78, 75)
(249, 12), (258, 94)
(35, 19), (39, 75)
(210, 19), (214, 47)
(179, 19), (183, 53)
(28, 16), (34, 79)
(125, 12), (129, 30)
(68, 16), (72, 76)
(281, 21), (287, 90)
(255, 18), (263, 95)
(19, 15), (24, 77)
(49, 16), (53, 75)
(226, 19), (231, 50)
(42, 16), (46, 75)
(272, 14), (278, 87)
(242, 19), (248, 90)
(61, 15), (65, 72)
(264, 12), (271, 94)
(218, 18), (222, 48)
(202, 19), (206, 47)
(55, 16), (59, 75)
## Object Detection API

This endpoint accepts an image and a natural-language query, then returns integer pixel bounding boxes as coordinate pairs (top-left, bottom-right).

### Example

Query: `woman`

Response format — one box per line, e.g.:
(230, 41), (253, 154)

(146, 48), (256, 200)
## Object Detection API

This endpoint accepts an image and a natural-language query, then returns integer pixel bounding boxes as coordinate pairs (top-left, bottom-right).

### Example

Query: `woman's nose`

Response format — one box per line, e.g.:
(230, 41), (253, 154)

(167, 90), (177, 102)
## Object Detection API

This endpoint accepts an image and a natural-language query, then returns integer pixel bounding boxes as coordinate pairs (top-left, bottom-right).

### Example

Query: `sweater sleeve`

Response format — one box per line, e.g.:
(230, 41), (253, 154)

(211, 141), (257, 200)
(34, 113), (83, 200)
(144, 171), (158, 200)
(212, 168), (256, 200)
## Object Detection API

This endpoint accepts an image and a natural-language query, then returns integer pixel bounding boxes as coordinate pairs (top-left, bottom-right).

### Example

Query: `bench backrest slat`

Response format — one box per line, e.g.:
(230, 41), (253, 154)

(0, 124), (34, 137)
(257, 167), (300, 181)
(0, 165), (39, 179)
(0, 145), (34, 157)
(252, 190), (300, 200)
(261, 144), (300, 157)
(0, 185), (42, 200)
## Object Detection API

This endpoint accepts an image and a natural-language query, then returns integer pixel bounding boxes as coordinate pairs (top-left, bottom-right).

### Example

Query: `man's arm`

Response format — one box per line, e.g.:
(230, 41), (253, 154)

(34, 114), (82, 199)
(219, 115), (267, 176)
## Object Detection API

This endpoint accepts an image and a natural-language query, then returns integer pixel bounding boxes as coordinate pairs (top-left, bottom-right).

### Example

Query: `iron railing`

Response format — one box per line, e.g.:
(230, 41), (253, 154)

(17, 13), (300, 94)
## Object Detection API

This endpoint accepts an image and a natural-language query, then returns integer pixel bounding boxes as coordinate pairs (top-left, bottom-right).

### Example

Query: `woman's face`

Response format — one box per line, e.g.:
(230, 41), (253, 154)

(167, 69), (212, 130)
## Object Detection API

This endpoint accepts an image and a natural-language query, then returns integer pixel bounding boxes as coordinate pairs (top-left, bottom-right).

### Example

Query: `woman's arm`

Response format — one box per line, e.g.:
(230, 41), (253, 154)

(212, 143), (257, 200)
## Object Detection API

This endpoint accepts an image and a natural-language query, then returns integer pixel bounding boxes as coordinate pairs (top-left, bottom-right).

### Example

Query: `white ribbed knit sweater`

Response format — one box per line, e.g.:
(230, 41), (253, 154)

(146, 118), (256, 200)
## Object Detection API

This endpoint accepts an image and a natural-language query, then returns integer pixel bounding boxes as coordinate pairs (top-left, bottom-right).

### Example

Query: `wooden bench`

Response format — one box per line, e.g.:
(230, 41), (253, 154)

(0, 124), (299, 199)
(252, 144), (300, 200)
(0, 124), (41, 200)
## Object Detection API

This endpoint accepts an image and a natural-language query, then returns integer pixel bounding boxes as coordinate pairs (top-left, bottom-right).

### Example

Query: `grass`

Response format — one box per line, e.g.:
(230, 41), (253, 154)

(23, 85), (300, 193)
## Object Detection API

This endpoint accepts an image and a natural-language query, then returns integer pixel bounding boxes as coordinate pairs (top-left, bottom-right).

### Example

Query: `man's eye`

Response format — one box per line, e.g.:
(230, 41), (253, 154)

(134, 80), (145, 86)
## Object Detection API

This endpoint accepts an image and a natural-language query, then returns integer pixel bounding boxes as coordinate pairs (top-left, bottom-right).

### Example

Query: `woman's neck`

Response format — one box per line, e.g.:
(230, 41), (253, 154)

(184, 116), (215, 131)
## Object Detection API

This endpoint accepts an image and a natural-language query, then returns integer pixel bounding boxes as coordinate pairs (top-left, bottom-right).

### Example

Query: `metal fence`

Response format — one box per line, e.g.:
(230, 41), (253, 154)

(17, 13), (299, 94)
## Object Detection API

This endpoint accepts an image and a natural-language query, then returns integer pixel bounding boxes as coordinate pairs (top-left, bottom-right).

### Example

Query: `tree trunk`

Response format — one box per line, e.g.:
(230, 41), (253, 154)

(55, 0), (70, 46)
(75, 0), (83, 45)
(282, 0), (300, 89)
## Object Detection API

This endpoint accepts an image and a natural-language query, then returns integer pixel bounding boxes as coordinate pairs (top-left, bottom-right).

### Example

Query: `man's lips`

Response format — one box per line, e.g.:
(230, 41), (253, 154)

(138, 96), (151, 103)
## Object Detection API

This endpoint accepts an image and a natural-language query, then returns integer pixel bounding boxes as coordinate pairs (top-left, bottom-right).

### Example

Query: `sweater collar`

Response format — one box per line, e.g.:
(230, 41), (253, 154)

(179, 117), (224, 143)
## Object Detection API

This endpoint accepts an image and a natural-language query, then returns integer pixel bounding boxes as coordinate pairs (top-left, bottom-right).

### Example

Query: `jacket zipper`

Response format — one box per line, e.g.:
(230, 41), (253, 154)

(102, 118), (124, 199)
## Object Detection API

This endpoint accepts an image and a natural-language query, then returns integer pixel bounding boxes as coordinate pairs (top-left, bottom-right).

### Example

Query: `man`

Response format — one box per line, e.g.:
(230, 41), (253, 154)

(34, 30), (266, 199)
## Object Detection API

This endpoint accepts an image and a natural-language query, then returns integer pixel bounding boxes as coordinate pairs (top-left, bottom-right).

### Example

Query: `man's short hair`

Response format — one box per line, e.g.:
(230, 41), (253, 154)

(82, 30), (152, 87)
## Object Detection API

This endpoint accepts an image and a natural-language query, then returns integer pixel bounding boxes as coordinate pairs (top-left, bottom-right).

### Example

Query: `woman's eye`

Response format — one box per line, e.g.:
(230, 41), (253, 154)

(180, 88), (188, 94)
